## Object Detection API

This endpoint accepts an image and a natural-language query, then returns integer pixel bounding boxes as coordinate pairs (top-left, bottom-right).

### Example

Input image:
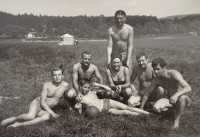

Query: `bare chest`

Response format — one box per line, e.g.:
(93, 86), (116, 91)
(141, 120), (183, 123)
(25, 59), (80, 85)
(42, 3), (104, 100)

(78, 68), (94, 79)
(47, 86), (66, 98)
(137, 69), (153, 82)
(112, 29), (129, 41)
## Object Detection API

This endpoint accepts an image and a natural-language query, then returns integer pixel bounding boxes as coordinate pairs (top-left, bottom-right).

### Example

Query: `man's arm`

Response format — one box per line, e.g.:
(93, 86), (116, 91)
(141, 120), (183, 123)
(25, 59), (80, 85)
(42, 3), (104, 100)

(170, 71), (192, 104)
(107, 28), (113, 66)
(72, 64), (80, 94)
(126, 27), (134, 66)
(93, 82), (112, 92)
(140, 82), (157, 109)
(93, 65), (103, 84)
(40, 83), (59, 117)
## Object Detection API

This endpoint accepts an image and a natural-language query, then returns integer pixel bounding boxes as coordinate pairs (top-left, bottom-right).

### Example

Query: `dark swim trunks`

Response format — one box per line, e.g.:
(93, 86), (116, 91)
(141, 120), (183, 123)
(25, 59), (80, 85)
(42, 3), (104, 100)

(101, 99), (112, 113)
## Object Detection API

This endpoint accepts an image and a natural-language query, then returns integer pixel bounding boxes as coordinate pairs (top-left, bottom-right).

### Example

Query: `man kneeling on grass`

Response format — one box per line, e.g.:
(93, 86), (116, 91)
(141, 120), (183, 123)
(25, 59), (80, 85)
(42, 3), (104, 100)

(140, 58), (191, 129)
(1, 65), (73, 128)
(76, 78), (149, 116)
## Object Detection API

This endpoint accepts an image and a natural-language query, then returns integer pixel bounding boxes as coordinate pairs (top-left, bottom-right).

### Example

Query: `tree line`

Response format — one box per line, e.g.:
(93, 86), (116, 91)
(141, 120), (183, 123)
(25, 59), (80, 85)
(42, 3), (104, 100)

(0, 12), (200, 38)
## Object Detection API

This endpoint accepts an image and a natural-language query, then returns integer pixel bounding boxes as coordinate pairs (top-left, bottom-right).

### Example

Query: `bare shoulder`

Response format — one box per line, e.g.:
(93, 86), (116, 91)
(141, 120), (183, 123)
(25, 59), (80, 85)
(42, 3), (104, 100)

(169, 69), (183, 79)
(62, 81), (69, 87)
(90, 63), (98, 70)
(73, 63), (80, 70)
(124, 24), (133, 31)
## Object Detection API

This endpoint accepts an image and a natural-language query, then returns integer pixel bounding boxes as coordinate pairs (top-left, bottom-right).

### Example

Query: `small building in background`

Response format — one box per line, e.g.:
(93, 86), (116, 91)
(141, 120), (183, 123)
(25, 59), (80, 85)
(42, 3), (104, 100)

(189, 31), (197, 36)
(60, 34), (74, 45)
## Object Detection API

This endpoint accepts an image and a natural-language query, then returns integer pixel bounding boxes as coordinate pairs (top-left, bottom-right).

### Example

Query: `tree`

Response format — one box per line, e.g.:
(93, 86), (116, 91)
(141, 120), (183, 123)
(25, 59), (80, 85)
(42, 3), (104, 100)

(4, 24), (28, 38)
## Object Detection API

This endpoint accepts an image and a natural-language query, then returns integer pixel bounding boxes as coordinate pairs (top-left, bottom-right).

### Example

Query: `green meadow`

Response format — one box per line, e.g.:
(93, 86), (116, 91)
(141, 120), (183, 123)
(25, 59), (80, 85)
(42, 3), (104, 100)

(0, 36), (200, 137)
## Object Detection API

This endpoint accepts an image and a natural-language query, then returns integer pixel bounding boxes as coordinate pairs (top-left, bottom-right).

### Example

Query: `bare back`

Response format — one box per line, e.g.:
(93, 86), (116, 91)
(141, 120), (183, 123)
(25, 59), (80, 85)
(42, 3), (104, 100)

(43, 81), (68, 108)
(109, 24), (132, 54)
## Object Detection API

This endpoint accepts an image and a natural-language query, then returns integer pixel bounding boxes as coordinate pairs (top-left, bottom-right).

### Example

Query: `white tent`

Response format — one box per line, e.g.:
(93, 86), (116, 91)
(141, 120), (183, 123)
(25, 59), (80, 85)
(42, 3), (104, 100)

(60, 34), (74, 45)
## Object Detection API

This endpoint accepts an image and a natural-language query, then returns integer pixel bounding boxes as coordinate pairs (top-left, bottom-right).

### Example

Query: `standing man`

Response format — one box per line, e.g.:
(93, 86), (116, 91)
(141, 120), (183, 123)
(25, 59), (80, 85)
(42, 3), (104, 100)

(128, 52), (165, 107)
(72, 51), (103, 101)
(107, 10), (134, 75)
(140, 58), (191, 129)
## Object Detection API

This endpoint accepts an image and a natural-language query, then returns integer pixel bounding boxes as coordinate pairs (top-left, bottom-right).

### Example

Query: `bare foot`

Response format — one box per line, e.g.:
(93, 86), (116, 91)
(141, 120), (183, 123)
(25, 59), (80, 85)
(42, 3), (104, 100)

(173, 120), (179, 129)
(7, 122), (22, 129)
(1, 117), (16, 126)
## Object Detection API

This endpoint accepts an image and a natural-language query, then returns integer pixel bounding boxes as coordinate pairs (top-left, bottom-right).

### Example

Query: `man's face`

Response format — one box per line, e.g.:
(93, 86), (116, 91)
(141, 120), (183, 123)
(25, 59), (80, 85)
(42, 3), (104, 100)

(137, 56), (148, 68)
(153, 64), (165, 77)
(81, 54), (92, 66)
(111, 58), (121, 70)
(115, 14), (126, 26)
(80, 84), (91, 95)
(52, 70), (63, 83)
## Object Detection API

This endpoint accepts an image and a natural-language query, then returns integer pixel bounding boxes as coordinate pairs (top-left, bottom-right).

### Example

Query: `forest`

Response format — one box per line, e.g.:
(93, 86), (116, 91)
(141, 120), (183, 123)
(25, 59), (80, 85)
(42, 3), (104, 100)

(0, 11), (200, 38)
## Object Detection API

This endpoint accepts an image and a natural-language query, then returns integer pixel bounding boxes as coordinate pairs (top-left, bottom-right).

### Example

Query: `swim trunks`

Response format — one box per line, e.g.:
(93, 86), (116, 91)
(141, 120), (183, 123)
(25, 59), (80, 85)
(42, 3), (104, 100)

(101, 99), (112, 113)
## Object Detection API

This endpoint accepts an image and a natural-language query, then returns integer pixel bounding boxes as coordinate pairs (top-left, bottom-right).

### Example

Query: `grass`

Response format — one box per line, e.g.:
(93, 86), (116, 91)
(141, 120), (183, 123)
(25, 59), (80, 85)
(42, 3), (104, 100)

(0, 36), (200, 136)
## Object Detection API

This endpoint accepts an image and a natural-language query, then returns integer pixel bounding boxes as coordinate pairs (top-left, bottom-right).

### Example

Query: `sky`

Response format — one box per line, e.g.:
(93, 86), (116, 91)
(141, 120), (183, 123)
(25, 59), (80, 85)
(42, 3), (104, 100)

(0, 0), (200, 18)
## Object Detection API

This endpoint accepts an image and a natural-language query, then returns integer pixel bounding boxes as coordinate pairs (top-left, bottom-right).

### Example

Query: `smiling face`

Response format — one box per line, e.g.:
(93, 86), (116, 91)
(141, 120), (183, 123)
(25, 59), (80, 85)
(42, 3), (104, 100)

(111, 58), (122, 70)
(137, 56), (148, 69)
(153, 64), (165, 77)
(81, 53), (92, 67)
(80, 83), (91, 95)
(115, 14), (126, 26)
(52, 70), (63, 83)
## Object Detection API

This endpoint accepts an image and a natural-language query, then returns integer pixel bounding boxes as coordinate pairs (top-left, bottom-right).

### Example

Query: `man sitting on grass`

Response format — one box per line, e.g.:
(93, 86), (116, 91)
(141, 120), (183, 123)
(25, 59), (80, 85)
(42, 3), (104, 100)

(140, 58), (191, 129)
(76, 78), (149, 116)
(1, 65), (73, 128)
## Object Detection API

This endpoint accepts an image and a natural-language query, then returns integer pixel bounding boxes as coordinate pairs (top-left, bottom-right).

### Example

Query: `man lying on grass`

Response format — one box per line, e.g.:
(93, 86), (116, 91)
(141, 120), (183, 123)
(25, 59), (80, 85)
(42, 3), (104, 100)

(76, 78), (149, 116)
(1, 65), (73, 128)
(140, 58), (191, 129)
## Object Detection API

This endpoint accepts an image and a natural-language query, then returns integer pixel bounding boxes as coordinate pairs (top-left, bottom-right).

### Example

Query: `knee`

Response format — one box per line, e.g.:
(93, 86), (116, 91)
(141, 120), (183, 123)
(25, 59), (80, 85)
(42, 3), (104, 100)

(26, 114), (35, 120)
(42, 113), (51, 121)
(157, 87), (165, 95)
(66, 88), (76, 99)
(124, 88), (132, 96)
(127, 97), (135, 106)
(177, 95), (187, 104)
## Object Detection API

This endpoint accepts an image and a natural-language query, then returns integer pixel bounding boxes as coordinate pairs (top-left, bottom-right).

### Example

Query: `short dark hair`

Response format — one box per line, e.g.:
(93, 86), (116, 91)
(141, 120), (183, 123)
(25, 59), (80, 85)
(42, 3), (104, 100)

(51, 64), (64, 75)
(136, 52), (148, 60)
(152, 58), (166, 68)
(82, 51), (91, 58)
(115, 10), (126, 17)
(111, 52), (122, 61)
(79, 78), (91, 86)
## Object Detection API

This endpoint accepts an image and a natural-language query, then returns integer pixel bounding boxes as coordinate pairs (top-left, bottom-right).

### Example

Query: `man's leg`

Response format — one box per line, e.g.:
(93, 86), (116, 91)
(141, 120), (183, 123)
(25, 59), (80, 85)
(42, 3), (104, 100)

(122, 55), (132, 76)
(65, 88), (77, 110)
(109, 99), (149, 114)
(174, 95), (190, 128)
(7, 110), (51, 128)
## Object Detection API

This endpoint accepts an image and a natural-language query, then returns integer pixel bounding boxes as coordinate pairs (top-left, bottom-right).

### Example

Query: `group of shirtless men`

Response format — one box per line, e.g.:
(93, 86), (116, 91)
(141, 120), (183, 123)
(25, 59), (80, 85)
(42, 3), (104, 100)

(1, 10), (191, 129)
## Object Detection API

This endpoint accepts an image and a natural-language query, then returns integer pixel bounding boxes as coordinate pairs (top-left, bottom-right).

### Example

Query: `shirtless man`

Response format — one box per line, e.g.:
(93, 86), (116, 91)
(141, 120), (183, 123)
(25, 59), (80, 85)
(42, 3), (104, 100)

(140, 58), (191, 128)
(107, 10), (134, 75)
(72, 51), (103, 101)
(76, 79), (149, 116)
(128, 52), (165, 107)
(1, 65), (72, 128)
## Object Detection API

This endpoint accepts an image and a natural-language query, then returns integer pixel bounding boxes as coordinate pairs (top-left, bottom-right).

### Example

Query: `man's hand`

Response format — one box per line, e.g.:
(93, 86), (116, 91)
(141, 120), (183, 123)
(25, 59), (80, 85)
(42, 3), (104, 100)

(116, 85), (121, 93)
(170, 94), (178, 105)
(51, 113), (59, 118)
(76, 93), (82, 102)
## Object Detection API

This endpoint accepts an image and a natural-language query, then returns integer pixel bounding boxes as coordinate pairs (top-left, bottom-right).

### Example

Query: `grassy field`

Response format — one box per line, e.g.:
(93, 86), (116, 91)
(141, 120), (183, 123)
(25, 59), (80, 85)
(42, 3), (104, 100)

(0, 36), (200, 137)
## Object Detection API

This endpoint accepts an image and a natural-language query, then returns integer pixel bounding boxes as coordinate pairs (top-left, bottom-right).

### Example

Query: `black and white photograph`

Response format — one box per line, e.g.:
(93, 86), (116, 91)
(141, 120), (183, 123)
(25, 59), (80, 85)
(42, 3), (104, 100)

(0, 0), (200, 136)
